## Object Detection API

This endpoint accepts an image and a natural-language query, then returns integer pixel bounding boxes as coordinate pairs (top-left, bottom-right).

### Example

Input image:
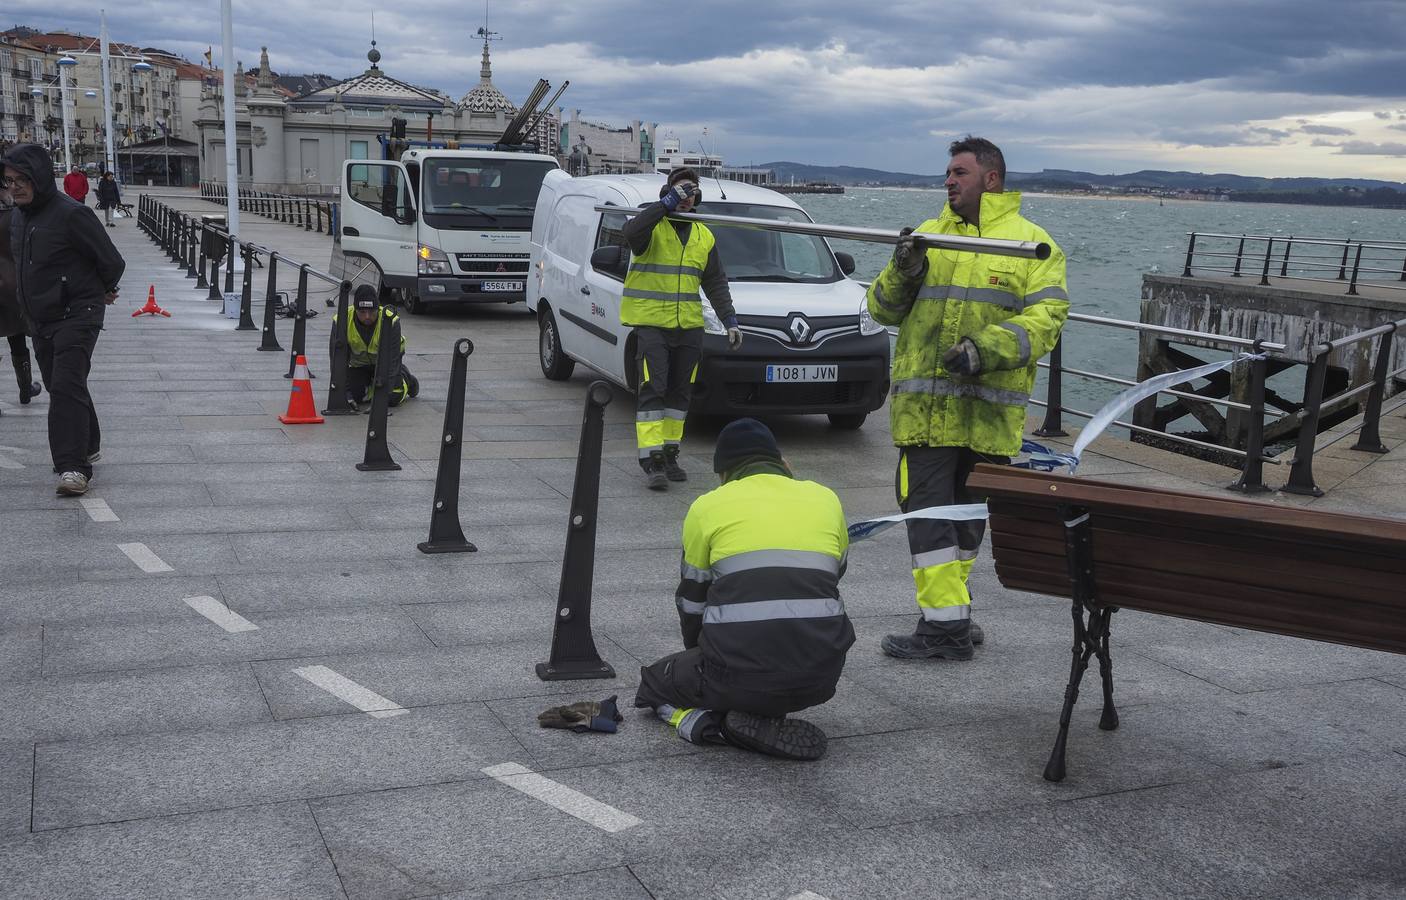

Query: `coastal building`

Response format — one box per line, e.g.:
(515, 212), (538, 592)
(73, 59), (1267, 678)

(560, 111), (656, 175)
(194, 37), (559, 195)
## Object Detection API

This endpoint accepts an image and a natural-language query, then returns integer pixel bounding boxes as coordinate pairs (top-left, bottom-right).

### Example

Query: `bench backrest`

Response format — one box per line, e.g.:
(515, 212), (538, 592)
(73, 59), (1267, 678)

(966, 464), (1406, 655)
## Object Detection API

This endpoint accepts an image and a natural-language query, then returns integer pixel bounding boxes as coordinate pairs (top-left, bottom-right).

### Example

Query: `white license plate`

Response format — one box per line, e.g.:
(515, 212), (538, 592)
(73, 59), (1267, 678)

(765, 364), (838, 383)
(481, 281), (522, 292)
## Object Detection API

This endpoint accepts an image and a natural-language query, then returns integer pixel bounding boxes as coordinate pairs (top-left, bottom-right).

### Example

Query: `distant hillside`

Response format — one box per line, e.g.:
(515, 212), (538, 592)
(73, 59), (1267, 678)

(759, 161), (1406, 194)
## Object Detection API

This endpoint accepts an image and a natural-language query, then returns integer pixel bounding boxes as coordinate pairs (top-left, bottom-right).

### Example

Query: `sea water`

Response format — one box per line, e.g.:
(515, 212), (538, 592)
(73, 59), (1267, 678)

(796, 188), (1406, 411)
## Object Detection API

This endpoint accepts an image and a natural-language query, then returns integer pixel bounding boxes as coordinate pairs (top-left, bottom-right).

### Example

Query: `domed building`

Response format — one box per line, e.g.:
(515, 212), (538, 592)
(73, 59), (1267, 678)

(195, 36), (559, 193)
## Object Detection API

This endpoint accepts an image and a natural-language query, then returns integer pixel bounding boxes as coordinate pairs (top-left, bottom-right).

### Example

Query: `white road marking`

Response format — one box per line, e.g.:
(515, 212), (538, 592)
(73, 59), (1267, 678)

(183, 595), (258, 633)
(117, 542), (174, 573)
(79, 497), (119, 522)
(788, 893), (833, 900)
(482, 761), (642, 833)
(292, 665), (407, 718)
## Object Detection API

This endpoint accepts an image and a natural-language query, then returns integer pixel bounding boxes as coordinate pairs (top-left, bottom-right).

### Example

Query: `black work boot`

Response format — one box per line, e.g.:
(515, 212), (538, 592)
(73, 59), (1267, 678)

(15, 358), (41, 405)
(721, 711), (828, 761)
(662, 445), (687, 482)
(643, 451), (668, 491)
(881, 620), (975, 661)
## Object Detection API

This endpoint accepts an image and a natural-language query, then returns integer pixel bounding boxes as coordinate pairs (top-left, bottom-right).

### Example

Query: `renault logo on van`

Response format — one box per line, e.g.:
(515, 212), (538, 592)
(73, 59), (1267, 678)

(789, 316), (812, 344)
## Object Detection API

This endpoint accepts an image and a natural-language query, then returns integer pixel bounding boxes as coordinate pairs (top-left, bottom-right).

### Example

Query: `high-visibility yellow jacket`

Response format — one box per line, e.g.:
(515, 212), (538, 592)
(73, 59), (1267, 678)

(866, 191), (1069, 456)
(621, 218), (716, 329)
(675, 464), (855, 710)
(334, 308), (406, 369)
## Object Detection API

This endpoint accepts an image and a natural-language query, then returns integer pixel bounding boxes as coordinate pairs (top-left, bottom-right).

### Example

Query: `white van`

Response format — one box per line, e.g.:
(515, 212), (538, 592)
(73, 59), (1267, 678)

(528, 172), (890, 428)
(339, 148), (560, 312)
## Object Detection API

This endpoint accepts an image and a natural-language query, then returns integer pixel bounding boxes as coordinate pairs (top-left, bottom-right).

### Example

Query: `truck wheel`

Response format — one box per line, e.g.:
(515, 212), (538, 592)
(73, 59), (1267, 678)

(539, 307), (575, 381)
(828, 412), (867, 430)
(405, 291), (424, 314)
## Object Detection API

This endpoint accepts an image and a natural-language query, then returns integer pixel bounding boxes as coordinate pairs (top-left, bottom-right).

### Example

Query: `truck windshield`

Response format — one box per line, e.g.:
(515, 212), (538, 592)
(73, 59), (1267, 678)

(421, 158), (557, 228)
(705, 202), (842, 284)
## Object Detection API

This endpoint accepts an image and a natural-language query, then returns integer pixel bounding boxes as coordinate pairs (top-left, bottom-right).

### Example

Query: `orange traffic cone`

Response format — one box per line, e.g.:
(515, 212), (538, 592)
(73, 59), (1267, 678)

(278, 355), (324, 424)
(131, 285), (171, 318)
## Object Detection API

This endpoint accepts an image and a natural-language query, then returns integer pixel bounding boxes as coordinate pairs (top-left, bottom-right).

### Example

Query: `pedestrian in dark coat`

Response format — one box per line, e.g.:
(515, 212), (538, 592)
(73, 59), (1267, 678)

(0, 184), (44, 405)
(3, 143), (125, 495)
(95, 171), (121, 227)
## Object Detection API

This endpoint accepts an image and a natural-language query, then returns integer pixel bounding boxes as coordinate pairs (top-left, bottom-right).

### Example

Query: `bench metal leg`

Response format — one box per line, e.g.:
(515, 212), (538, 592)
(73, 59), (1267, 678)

(1045, 505), (1117, 783)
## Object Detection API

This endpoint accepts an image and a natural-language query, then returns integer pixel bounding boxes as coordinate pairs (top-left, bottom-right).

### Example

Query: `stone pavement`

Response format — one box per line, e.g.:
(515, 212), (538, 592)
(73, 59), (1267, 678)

(0, 192), (1403, 899)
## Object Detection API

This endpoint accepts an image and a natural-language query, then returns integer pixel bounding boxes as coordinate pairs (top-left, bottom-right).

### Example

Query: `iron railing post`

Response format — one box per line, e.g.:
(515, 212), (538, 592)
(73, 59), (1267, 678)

(1283, 350), (1330, 496)
(1229, 353), (1269, 493)
(1033, 337), (1068, 437)
(1351, 327), (1394, 454)
(1258, 238), (1274, 286)
(1232, 236), (1246, 277)
(1338, 239), (1351, 280)
(1182, 233), (1196, 276)
(1279, 236), (1293, 277)
(1347, 244), (1363, 296)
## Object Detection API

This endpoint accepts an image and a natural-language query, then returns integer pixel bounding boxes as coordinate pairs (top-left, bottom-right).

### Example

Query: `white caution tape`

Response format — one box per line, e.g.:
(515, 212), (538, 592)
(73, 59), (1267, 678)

(847, 354), (1260, 541)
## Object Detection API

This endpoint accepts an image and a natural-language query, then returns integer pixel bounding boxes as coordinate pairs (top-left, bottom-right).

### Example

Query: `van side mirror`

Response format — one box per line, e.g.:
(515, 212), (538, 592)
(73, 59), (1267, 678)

(834, 251), (856, 276)
(591, 244), (628, 276)
(394, 206), (416, 226)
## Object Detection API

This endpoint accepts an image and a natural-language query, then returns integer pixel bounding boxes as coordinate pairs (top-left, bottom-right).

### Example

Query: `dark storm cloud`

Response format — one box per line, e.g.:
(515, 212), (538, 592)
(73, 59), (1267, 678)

(1336, 140), (1406, 156)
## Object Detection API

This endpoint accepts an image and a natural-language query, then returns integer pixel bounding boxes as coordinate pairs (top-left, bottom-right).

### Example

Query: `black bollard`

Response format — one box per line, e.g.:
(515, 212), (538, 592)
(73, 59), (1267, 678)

(195, 227), (209, 290)
(258, 252), (283, 351)
(224, 232), (236, 297)
(355, 314), (402, 472)
(536, 381), (617, 681)
(236, 243), (258, 331)
(286, 265), (313, 379)
(184, 218), (199, 279)
(418, 339), (477, 554)
(322, 281), (357, 415)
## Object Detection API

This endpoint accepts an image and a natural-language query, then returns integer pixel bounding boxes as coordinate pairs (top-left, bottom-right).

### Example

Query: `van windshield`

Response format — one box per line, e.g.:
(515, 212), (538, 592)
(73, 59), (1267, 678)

(421, 158), (557, 228)
(705, 202), (841, 284)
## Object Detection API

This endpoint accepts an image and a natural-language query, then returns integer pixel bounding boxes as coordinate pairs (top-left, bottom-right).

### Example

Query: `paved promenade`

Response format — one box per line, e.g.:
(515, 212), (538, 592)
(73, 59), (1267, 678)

(1, 194), (1404, 899)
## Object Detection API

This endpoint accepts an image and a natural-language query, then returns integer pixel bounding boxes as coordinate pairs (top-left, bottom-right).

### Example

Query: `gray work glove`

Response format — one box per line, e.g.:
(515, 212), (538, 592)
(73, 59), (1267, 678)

(660, 181), (699, 211)
(726, 326), (743, 350)
(893, 226), (926, 278)
(537, 695), (623, 733)
(942, 339), (982, 375)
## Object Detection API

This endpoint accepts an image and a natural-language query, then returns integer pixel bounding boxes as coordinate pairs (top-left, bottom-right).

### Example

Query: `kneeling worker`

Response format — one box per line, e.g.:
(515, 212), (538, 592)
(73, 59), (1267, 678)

(333, 285), (419, 408)
(634, 418), (856, 760)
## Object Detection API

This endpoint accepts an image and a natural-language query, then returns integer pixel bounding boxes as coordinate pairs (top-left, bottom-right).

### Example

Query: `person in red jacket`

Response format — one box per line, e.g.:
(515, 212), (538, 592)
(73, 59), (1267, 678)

(62, 166), (89, 204)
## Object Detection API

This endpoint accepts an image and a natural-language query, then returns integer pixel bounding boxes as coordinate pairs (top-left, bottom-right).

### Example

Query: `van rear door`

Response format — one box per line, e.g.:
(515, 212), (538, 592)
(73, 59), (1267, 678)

(341, 160), (417, 289)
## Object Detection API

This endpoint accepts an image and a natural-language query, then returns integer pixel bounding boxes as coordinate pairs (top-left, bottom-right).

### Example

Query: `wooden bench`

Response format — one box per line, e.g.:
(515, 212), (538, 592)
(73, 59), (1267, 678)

(964, 464), (1406, 782)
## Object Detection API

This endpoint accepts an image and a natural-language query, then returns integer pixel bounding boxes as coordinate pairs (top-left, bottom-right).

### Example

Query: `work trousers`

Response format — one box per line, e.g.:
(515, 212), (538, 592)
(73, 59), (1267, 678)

(346, 362), (416, 407)
(7, 333), (30, 374)
(634, 326), (701, 461)
(896, 446), (1008, 634)
(634, 647), (826, 719)
(33, 310), (104, 479)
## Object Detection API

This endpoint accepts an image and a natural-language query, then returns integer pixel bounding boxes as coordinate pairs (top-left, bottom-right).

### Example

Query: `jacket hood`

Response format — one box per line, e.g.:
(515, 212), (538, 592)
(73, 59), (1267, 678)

(940, 190), (1023, 229)
(2, 143), (58, 207)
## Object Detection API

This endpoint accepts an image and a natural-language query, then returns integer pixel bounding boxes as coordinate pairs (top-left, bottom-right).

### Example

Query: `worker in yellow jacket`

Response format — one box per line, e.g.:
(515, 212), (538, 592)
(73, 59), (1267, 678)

(621, 166), (742, 490)
(865, 136), (1069, 661)
(331, 285), (419, 409)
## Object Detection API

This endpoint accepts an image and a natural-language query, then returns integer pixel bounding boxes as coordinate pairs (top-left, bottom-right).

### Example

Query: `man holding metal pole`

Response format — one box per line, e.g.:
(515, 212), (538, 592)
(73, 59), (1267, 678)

(867, 136), (1069, 660)
(621, 166), (742, 490)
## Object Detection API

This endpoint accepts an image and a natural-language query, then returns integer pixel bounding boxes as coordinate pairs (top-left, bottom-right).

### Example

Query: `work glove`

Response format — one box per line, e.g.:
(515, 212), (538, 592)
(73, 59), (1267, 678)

(537, 695), (624, 733)
(726, 326), (743, 350)
(942, 339), (983, 376)
(660, 181), (699, 212)
(893, 226), (926, 278)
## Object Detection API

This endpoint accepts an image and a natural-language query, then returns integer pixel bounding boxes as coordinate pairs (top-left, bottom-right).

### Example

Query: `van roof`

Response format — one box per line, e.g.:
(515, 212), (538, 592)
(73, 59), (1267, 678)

(566, 173), (807, 212)
(400, 149), (559, 164)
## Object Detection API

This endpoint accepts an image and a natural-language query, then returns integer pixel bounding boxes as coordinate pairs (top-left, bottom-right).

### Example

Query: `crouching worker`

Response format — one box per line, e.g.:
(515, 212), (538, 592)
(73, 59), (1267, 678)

(333, 285), (419, 409)
(634, 418), (856, 760)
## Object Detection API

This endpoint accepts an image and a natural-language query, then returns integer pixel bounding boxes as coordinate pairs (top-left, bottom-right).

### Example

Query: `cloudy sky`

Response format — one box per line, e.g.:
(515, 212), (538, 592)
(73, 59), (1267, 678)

(11, 0), (1406, 179)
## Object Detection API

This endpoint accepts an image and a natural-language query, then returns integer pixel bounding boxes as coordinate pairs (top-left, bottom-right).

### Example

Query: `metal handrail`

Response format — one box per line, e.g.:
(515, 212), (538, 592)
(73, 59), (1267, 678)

(1028, 399), (1281, 463)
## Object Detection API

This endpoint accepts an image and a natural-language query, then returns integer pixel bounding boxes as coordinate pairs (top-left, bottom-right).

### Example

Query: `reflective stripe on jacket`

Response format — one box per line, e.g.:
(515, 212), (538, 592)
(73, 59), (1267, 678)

(677, 469), (855, 699)
(866, 191), (1069, 456)
(621, 218), (715, 329)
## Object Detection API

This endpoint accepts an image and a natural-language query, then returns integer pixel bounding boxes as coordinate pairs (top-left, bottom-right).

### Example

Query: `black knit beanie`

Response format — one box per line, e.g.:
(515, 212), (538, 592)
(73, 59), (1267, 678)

(713, 418), (781, 473)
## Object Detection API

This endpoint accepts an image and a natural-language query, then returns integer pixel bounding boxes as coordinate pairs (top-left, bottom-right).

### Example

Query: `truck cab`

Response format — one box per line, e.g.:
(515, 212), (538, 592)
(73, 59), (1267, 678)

(339, 148), (559, 312)
(529, 171), (891, 428)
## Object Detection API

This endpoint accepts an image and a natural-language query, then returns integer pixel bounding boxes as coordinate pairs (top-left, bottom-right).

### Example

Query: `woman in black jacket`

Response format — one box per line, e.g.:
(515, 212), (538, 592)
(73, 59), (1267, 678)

(95, 171), (121, 227)
(0, 184), (43, 404)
